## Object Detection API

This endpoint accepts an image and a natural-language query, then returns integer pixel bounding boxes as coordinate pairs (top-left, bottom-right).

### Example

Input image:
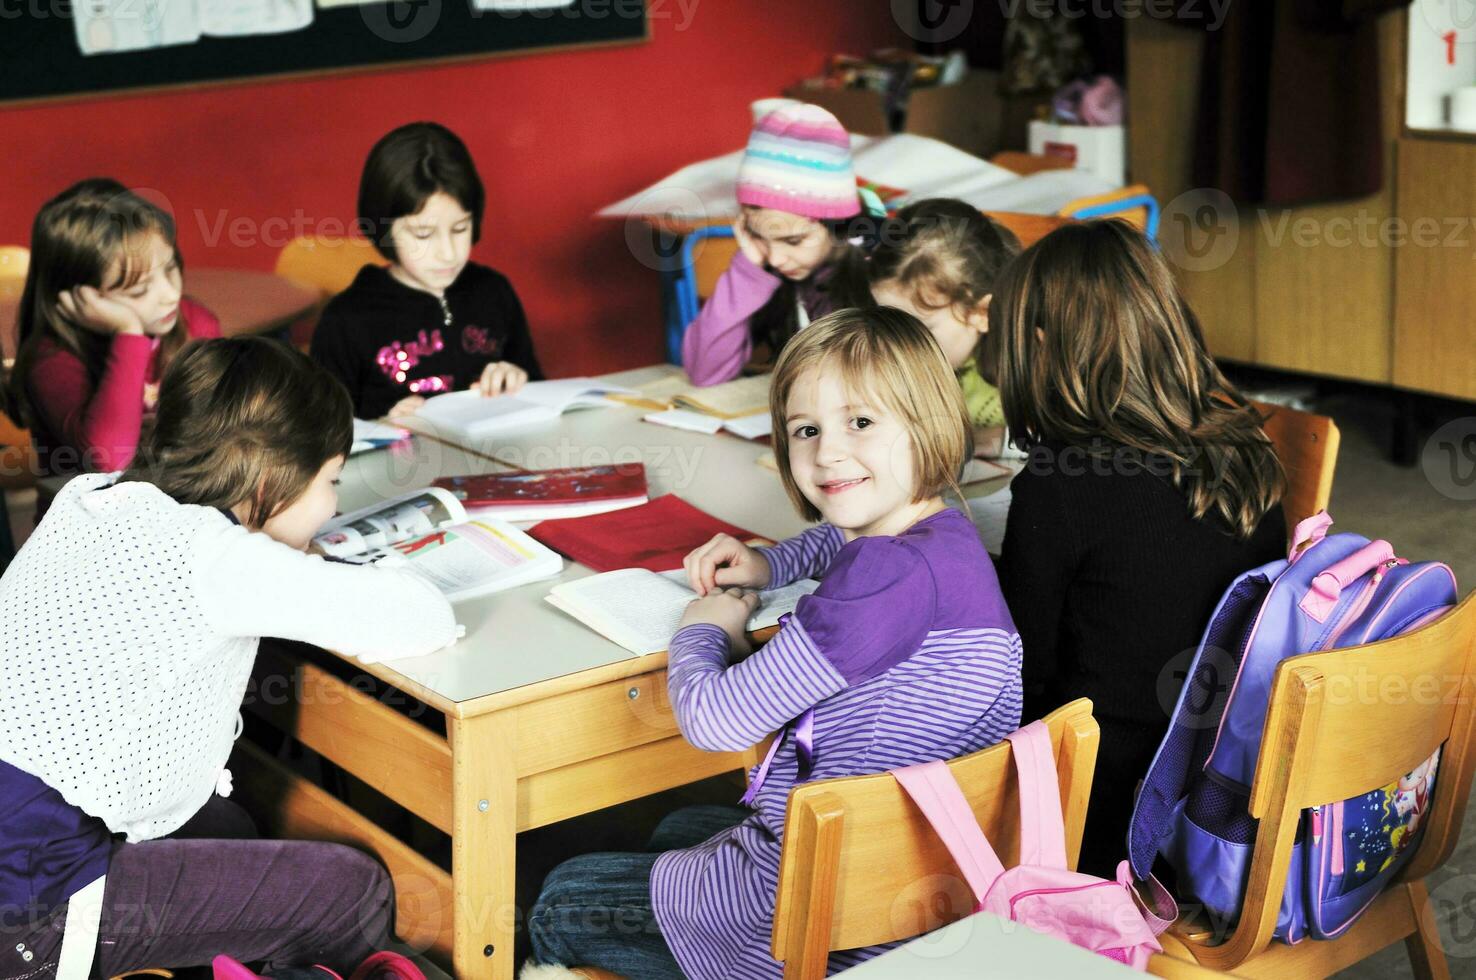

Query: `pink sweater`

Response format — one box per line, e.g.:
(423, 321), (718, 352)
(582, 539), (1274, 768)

(26, 298), (221, 477)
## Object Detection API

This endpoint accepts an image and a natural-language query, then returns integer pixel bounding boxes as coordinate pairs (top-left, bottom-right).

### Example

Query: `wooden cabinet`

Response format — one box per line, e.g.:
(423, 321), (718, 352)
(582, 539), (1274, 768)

(1392, 137), (1476, 401)
(1126, 15), (1406, 388)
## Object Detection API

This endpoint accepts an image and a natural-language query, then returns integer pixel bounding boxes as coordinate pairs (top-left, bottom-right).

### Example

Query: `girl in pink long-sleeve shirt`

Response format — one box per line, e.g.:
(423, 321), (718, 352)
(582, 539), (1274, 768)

(2, 179), (220, 480)
(681, 103), (879, 387)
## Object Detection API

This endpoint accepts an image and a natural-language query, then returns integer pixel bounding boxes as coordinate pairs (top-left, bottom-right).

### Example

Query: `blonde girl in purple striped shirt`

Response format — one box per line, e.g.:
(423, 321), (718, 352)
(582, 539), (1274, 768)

(526, 308), (1023, 980)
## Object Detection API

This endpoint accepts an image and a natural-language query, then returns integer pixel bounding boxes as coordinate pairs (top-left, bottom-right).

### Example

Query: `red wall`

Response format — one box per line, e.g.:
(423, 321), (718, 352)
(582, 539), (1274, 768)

(0, 4), (903, 375)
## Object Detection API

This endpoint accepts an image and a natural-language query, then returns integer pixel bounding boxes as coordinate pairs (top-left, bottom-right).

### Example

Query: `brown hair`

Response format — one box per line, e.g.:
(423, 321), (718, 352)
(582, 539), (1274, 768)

(990, 220), (1283, 539)
(769, 306), (972, 523)
(2, 179), (189, 428)
(358, 122), (485, 263)
(869, 199), (1021, 383)
(119, 337), (352, 528)
(746, 211), (877, 367)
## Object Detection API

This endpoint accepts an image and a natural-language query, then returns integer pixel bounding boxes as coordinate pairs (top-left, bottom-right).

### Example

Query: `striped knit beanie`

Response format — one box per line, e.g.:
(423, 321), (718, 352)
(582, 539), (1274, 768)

(736, 103), (861, 220)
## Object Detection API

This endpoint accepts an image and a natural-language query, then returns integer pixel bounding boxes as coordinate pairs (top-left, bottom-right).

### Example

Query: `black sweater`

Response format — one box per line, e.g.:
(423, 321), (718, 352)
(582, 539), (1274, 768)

(997, 440), (1285, 874)
(311, 262), (544, 420)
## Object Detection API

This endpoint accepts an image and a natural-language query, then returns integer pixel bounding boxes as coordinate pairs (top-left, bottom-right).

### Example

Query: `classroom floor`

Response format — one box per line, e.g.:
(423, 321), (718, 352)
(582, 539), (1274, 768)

(3, 384), (1475, 976)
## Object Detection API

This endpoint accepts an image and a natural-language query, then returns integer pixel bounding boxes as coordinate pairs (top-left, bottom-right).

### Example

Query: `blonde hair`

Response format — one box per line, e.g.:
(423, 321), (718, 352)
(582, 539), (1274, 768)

(119, 337), (352, 528)
(769, 306), (971, 523)
(990, 220), (1283, 540)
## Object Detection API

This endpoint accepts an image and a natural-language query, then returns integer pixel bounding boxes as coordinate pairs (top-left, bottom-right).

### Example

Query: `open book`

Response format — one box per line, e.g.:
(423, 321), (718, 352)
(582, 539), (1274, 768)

(416, 378), (635, 440)
(637, 373), (770, 420)
(547, 568), (819, 656)
(312, 486), (563, 602)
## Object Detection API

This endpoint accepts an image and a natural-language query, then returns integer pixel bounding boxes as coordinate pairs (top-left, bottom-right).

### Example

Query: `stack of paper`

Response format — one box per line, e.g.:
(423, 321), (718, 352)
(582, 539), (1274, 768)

(416, 379), (635, 440)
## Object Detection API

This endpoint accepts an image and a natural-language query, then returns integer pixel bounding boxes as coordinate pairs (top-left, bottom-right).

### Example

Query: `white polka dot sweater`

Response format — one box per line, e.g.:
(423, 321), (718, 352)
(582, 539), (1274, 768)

(0, 473), (458, 842)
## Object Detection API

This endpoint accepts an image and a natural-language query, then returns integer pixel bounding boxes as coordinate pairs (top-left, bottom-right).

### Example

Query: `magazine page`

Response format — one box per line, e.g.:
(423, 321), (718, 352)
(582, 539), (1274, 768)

(384, 520), (563, 602)
(313, 486), (466, 559)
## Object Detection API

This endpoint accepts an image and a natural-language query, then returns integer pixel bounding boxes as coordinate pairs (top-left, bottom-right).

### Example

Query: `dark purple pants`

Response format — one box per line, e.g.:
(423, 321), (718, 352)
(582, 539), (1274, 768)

(0, 797), (392, 979)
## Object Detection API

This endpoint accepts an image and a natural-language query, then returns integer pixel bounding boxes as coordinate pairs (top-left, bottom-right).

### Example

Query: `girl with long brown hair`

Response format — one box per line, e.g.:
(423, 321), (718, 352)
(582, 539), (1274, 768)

(992, 220), (1286, 877)
(1, 179), (221, 480)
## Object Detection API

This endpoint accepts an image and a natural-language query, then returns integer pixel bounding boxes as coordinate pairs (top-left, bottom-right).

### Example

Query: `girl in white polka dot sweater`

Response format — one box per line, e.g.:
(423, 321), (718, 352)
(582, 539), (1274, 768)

(0, 337), (457, 980)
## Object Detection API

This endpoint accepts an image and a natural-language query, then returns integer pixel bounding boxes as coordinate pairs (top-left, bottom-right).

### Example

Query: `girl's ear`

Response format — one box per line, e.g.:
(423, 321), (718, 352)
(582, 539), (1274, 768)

(968, 294), (992, 335)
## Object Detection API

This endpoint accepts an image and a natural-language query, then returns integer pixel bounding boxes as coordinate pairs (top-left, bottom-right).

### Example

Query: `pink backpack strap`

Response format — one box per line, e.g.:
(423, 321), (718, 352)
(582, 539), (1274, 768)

(1005, 721), (1070, 870)
(1118, 862), (1179, 936)
(1288, 511), (1333, 564)
(892, 761), (1005, 904)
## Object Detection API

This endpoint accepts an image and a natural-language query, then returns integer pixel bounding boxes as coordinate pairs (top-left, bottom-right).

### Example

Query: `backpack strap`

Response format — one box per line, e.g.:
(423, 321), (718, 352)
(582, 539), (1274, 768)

(892, 761), (1006, 904)
(1288, 511), (1334, 564)
(1006, 721), (1070, 870)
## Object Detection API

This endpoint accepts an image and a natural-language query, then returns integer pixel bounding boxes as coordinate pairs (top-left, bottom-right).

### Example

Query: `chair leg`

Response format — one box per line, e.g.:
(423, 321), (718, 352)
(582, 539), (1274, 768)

(1405, 881), (1452, 980)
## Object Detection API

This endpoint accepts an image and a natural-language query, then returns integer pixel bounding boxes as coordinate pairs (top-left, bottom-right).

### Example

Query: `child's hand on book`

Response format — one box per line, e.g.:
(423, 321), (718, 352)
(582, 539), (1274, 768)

(386, 395), (426, 420)
(472, 361), (528, 397)
(679, 587), (760, 657)
(684, 533), (772, 595)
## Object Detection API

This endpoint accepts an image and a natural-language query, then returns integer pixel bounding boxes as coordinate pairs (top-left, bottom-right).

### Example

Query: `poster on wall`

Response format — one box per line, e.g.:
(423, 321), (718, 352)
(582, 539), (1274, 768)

(73, 0), (201, 56)
(199, 0), (314, 36)
(74, 0), (313, 54)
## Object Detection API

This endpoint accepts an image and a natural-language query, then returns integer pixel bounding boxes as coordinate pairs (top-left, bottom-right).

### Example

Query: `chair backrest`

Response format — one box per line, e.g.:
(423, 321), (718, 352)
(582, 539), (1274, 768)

(1059, 185), (1160, 241)
(1253, 401), (1340, 535)
(274, 235), (386, 299)
(770, 699), (1099, 979)
(1227, 592), (1476, 965)
(1, 245), (30, 363)
(981, 212), (1072, 250)
(273, 236), (387, 347)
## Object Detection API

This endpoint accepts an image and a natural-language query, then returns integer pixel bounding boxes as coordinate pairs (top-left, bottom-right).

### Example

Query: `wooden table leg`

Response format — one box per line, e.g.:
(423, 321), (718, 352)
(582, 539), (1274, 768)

(450, 712), (517, 979)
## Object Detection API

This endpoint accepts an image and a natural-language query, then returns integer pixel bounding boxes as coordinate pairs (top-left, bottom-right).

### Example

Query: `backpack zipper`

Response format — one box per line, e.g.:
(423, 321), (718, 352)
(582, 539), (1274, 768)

(1323, 560), (1400, 650)
(1006, 880), (1121, 919)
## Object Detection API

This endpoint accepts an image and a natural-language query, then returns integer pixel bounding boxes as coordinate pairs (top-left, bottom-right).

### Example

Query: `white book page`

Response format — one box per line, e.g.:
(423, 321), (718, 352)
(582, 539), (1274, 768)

(643, 409), (723, 435)
(722, 412), (772, 440)
(513, 378), (634, 412)
(416, 390), (558, 436)
(550, 569), (820, 655)
(391, 520), (562, 602)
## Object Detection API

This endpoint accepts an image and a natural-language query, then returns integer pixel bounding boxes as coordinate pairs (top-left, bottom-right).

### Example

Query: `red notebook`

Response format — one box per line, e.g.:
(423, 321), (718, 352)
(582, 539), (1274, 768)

(431, 465), (647, 522)
(528, 494), (767, 572)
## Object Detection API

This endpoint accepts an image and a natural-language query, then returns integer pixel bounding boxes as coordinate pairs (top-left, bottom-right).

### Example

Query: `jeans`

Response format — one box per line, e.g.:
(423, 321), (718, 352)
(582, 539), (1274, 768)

(0, 796), (393, 979)
(527, 804), (748, 980)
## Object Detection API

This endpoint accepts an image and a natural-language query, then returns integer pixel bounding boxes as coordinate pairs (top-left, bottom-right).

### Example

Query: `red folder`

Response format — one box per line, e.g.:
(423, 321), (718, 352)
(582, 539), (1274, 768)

(527, 494), (766, 572)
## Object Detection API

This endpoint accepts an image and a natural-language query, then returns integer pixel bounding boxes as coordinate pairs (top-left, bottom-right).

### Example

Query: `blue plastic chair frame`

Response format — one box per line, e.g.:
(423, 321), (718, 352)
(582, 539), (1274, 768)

(667, 224), (736, 364)
(1063, 194), (1161, 244)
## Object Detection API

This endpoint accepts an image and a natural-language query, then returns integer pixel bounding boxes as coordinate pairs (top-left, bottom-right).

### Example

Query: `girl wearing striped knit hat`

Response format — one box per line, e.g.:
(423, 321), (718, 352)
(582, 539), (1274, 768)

(681, 102), (883, 387)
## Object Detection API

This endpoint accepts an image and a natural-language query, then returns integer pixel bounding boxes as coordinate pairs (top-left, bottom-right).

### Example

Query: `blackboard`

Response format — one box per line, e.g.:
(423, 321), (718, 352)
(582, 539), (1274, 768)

(0, 0), (646, 104)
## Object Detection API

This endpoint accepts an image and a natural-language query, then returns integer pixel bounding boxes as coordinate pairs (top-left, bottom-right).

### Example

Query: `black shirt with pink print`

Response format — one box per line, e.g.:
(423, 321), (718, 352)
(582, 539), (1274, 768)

(311, 262), (544, 420)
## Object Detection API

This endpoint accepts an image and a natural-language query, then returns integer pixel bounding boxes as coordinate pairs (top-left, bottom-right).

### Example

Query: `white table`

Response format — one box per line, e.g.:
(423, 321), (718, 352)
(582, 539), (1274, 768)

(839, 911), (1139, 978)
(238, 365), (1012, 979)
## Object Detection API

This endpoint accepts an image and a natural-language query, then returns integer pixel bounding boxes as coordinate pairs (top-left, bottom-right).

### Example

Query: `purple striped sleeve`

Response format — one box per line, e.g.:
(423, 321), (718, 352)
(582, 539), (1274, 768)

(667, 621), (845, 752)
(756, 524), (844, 588)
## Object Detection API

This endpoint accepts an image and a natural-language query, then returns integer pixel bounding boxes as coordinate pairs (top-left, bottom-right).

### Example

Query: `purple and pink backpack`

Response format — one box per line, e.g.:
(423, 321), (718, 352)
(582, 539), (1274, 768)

(1128, 512), (1458, 943)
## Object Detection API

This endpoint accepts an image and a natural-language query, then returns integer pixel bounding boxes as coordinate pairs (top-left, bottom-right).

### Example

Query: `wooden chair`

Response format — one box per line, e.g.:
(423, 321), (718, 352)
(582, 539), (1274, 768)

(1, 245), (37, 500)
(1158, 590), (1476, 979)
(1252, 401), (1341, 536)
(272, 235), (387, 349)
(770, 699), (1105, 979)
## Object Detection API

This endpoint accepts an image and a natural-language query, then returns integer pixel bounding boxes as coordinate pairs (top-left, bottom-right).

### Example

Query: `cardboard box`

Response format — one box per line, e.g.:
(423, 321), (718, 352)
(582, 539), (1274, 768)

(785, 70), (1048, 159)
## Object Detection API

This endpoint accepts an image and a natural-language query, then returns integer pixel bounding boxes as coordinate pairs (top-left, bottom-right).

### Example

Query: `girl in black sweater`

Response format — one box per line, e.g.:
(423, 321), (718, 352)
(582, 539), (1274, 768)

(992, 221), (1287, 877)
(312, 122), (543, 420)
